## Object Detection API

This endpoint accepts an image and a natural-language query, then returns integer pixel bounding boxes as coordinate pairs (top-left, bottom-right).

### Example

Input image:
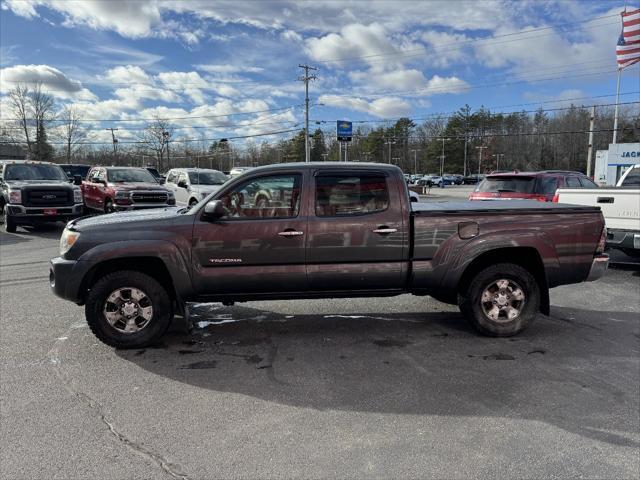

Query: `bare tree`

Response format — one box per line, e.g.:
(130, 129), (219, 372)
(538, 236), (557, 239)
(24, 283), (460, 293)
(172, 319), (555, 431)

(8, 83), (32, 153)
(58, 105), (86, 162)
(138, 116), (174, 171)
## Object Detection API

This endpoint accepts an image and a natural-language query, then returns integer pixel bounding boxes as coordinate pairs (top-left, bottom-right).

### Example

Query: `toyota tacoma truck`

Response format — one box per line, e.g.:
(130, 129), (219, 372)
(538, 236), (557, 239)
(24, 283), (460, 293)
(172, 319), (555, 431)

(50, 163), (609, 348)
(1, 160), (84, 233)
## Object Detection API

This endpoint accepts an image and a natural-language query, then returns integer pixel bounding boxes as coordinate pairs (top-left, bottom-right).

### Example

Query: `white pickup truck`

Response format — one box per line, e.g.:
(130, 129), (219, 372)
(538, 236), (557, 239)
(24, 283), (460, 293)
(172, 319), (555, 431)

(555, 165), (640, 257)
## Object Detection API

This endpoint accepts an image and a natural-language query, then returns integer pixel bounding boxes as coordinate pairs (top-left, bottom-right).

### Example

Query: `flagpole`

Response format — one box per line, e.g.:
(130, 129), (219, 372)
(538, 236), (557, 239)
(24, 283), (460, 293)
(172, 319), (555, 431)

(612, 67), (621, 144)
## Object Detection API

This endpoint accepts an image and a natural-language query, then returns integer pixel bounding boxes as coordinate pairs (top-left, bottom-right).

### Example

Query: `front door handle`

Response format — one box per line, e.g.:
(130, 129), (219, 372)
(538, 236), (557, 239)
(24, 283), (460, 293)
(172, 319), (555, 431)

(372, 227), (397, 234)
(278, 230), (304, 237)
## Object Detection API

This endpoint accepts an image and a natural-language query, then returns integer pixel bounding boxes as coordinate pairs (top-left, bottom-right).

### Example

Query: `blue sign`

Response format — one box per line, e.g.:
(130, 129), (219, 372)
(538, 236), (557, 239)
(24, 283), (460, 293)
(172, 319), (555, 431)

(337, 120), (352, 141)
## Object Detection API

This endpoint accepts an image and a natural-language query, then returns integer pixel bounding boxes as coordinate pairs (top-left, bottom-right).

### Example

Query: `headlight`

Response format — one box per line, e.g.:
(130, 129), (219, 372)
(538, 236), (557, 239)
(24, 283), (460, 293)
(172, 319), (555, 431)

(73, 188), (83, 203)
(59, 228), (80, 256)
(8, 189), (21, 204)
(114, 190), (130, 199)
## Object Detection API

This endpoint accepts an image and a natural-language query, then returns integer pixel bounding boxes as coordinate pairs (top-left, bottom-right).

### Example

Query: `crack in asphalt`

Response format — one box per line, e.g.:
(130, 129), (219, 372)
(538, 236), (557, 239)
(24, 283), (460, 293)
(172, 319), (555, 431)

(47, 324), (191, 480)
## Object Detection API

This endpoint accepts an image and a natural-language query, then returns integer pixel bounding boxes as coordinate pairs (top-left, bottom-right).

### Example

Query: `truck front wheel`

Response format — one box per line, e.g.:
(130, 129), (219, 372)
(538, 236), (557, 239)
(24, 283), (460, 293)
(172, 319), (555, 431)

(85, 271), (173, 348)
(4, 210), (17, 233)
(459, 263), (540, 336)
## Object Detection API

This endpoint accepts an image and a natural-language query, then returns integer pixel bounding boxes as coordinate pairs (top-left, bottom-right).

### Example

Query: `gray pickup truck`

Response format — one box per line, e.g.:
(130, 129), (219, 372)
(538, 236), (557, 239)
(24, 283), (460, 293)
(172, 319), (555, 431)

(50, 163), (609, 348)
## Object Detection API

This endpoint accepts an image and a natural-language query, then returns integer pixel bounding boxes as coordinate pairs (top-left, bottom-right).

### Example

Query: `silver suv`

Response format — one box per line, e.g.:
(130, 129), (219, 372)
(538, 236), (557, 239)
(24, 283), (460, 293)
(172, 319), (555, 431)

(164, 168), (229, 207)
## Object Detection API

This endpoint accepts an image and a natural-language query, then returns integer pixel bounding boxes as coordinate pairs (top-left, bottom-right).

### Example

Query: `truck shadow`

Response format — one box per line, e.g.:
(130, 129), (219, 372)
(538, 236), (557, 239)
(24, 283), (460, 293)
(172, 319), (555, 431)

(116, 304), (639, 449)
(0, 223), (65, 245)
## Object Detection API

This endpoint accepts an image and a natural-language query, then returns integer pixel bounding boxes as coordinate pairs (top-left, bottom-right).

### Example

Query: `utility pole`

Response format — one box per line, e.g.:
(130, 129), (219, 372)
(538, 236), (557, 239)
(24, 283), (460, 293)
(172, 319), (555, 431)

(106, 128), (118, 156)
(440, 137), (449, 176)
(411, 149), (418, 175)
(298, 64), (317, 162)
(163, 131), (170, 170)
(384, 138), (395, 164)
(493, 153), (504, 171)
(475, 145), (486, 177)
(586, 105), (595, 177)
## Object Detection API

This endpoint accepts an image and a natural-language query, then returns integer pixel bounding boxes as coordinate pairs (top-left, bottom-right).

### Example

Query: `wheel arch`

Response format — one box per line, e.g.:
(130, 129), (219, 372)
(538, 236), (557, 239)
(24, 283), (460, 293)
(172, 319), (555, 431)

(457, 247), (550, 315)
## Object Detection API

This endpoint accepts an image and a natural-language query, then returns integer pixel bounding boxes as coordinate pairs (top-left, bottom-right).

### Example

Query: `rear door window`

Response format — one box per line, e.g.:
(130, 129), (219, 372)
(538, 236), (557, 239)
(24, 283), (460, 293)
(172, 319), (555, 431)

(315, 174), (389, 216)
(537, 177), (559, 195)
(477, 176), (535, 193)
(565, 177), (581, 188)
(579, 177), (598, 188)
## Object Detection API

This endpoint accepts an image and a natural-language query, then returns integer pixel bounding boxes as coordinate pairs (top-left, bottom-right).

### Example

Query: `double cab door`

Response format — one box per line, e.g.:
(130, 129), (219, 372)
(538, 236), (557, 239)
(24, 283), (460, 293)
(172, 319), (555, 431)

(191, 168), (408, 297)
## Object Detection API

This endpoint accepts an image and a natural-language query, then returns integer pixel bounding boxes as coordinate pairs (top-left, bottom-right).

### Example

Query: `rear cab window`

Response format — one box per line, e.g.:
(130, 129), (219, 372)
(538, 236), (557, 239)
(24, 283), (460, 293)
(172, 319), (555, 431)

(621, 166), (640, 187)
(536, 177), (559, 195)
(565, 177), (581, 188)
(476, 176), (536, 193)
(315, 173), (389, 216)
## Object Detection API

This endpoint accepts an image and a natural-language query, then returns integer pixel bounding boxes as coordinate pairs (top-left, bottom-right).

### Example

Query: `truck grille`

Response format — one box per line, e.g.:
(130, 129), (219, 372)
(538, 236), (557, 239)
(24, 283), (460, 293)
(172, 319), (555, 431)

(131, 192), (168, 204)
(24, 189), (72, 207)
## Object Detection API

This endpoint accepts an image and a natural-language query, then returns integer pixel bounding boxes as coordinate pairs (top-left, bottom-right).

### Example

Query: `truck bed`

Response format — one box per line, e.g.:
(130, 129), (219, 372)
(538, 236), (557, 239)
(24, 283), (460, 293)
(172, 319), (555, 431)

(411, 200), (601, 215)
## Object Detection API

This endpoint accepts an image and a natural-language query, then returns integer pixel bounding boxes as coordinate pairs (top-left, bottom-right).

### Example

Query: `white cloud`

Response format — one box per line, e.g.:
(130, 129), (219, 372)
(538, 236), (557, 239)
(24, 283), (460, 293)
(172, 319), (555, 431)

(2, 0), (39, 18)
(319, 94), (412, 118)
(195, 64), (264, 74)
(105, 65), (150, 85)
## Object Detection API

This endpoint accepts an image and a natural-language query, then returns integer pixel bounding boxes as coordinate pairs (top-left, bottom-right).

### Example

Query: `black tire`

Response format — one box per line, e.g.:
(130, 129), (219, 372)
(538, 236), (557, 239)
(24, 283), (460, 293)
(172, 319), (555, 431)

(459, 263), (540, 337)
(85, 271), (173, 349)
(4, 210), (17, 233)
(104, 198), (115, 214)
(621, 248), (640, 258)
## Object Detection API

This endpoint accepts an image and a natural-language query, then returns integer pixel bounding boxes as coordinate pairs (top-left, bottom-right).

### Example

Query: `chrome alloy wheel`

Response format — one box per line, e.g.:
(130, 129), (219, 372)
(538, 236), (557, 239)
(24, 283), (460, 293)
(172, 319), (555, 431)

(102, 287), (154, 333)
(480, 279), (525, 322)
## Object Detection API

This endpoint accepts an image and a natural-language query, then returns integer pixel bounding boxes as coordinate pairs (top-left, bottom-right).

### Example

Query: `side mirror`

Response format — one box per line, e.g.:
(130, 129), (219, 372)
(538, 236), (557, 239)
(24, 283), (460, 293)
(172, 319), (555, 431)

(203, 200), (225, 219)
(177, 180), (188, 189)
(73, 175), (83, 186)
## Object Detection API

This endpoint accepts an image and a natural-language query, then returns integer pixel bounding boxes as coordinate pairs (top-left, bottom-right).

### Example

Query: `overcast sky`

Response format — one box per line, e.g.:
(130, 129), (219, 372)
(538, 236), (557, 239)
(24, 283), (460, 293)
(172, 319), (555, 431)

(0, 0), (638, 145)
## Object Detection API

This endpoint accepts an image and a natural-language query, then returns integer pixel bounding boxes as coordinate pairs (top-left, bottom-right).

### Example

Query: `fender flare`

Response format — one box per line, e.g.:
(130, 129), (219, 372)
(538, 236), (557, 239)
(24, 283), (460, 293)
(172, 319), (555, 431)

(76, 239), (193, 301)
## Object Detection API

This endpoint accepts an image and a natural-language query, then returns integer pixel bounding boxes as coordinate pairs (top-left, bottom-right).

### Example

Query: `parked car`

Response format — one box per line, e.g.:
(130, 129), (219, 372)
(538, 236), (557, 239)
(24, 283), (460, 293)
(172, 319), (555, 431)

(442, 174), (459, 185)
(229, 166), (253, 178)
(82, 166), (175, 213)
(57, 163), (91, 183)
(0, 160), (84, 233)
(469, 170), (598, 202)
(555, 164), (640, 257)
(50, 162), (608, 348)
(463, 174), (485, 185)
(418, 175), (444, 187)
(164, 168), (228, 207)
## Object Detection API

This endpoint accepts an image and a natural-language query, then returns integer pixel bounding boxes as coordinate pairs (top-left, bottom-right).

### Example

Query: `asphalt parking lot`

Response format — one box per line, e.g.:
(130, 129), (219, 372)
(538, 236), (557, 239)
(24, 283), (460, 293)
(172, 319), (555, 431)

(1, 193), (639, 480)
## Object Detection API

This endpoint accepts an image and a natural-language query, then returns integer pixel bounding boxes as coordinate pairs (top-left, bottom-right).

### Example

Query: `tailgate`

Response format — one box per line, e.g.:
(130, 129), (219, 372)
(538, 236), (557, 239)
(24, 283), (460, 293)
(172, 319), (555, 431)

(556, 188), (640, 231)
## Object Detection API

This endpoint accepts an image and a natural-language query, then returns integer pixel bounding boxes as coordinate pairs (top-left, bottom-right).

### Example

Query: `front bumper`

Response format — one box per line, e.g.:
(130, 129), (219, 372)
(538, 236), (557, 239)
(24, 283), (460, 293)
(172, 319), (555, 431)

(586, 254), (609, 282)
(114, 203), (174, 211)
(7, 203), (84, 223)
(606, 229), (640, 252)
(50, 256), (86, 304)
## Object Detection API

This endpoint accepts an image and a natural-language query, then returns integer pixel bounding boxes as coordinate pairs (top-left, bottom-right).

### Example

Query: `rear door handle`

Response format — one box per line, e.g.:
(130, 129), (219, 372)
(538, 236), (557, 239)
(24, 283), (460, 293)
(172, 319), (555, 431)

(278, 230), (304, 237)
(372, 227), (397, 234)
(597, 197), (614, 204)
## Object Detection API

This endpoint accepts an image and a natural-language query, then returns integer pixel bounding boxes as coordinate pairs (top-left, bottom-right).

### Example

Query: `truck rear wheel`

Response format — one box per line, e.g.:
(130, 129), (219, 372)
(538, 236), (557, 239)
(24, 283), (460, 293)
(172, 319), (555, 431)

(85, 270), (173, 348)
(459, 263), (539, 337)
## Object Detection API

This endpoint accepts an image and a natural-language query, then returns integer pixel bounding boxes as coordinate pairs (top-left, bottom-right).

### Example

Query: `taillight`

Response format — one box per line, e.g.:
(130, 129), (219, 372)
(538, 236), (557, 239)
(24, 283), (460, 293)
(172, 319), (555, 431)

(552, 193), (559, 202)
(596, 228), (606, 254)
(533, 195), (548, 202)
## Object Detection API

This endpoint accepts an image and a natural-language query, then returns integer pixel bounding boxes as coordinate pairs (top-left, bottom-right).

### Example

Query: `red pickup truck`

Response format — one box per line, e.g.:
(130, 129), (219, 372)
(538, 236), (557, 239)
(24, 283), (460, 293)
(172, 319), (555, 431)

(51, 163), (608, 349)
(82, 166), (175, 213)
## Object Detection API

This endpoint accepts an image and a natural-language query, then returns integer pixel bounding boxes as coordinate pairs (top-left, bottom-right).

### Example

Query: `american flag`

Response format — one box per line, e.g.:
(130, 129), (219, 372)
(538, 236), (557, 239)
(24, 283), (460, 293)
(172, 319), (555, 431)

(617, 8), (640, 69)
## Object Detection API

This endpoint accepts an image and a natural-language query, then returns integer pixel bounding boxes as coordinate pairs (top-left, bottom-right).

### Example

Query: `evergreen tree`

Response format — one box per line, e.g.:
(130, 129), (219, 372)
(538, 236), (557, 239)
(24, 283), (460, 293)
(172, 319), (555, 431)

(310, 128), (326, 161)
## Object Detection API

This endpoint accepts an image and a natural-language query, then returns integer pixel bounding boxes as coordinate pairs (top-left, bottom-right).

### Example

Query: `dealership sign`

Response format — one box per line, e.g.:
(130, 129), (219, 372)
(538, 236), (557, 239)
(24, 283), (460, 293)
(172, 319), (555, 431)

(337, 120), (352, 142)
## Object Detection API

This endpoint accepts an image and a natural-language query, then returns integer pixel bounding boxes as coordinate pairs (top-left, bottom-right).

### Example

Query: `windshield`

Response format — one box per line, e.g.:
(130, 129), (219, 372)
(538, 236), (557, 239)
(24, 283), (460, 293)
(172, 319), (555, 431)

(188, 171), (228, 185)
(108, 168), (157, 183)
(60, 165), (90, 179)
(4, 163), (68, 181)
(477, 176), (536, 193)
